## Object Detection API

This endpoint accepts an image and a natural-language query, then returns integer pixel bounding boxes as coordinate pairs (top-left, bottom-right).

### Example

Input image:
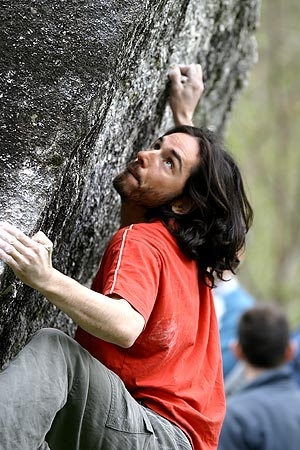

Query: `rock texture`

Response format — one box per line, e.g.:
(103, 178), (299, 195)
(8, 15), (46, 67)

(0, 0), (260, 368)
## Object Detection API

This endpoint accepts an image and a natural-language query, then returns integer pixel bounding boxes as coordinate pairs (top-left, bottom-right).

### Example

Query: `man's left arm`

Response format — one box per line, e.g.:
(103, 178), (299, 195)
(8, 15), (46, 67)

(168, 63), (204, 126)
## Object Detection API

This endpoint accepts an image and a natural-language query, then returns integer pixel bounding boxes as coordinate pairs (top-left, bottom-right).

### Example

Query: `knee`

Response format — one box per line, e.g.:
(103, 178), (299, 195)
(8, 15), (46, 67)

(30, 327), (73, 347)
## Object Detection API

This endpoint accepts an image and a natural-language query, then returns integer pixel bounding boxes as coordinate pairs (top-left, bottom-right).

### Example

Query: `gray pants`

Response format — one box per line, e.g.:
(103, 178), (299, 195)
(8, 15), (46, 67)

(0, 328), (192, 450)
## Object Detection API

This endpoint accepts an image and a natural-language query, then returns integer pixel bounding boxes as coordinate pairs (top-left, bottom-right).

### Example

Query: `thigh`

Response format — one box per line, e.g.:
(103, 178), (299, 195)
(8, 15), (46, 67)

(101, 369), (154, 450)
(46, 347), (153, 450)
(103, 371), (192, 450)
(43, 333), (190, 450)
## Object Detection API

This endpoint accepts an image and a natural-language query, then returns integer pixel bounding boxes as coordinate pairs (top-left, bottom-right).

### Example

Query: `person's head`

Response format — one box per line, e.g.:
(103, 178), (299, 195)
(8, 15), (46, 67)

(114, 125), (253, 286)
(113, 130), (200, 209)
(234, 303), (294, 369)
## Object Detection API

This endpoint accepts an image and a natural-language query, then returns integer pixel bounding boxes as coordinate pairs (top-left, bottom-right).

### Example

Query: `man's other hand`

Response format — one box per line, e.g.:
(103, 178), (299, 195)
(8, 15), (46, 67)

(168, 63), (204, 126)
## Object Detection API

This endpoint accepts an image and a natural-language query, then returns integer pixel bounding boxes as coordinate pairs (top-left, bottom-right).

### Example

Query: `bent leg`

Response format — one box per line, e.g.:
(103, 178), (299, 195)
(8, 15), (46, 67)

(0, 328), (153, 450)
(0, 328), (69, 449)
(0, 328), (113, 450)
(0, 328), (191, 450)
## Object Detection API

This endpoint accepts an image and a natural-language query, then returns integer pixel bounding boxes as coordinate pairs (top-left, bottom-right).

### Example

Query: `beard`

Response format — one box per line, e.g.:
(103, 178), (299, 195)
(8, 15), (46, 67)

(113, 170), (132, 199)
(113, 171), (178, 209)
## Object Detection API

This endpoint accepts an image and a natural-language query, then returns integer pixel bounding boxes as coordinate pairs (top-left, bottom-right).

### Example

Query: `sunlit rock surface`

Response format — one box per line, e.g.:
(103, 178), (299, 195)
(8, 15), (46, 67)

(0, 0), (260, 368)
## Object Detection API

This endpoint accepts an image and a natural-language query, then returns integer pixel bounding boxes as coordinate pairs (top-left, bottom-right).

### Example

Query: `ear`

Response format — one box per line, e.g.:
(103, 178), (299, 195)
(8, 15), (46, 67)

(230, 341), (244, 361)
(171, 196), (195, 215)
(284, 340), (297, 363)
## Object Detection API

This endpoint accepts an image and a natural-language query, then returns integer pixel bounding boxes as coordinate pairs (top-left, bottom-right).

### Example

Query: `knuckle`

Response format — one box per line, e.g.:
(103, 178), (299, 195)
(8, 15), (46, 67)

(24, 248), (39, 263)
(194, 80), (204, 90)
(0, 251), (12, 265)
(0, 240), (13, 254)
(5, 244), (15, 255)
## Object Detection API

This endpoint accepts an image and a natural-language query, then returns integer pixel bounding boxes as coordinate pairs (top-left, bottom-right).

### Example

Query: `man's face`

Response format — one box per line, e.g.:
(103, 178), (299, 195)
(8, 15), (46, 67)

(113, 132), (200, 208)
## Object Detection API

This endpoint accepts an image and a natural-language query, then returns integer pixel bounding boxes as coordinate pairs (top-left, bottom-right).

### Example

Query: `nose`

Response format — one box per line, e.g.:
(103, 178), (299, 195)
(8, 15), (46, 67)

(137, 150), (152, 168)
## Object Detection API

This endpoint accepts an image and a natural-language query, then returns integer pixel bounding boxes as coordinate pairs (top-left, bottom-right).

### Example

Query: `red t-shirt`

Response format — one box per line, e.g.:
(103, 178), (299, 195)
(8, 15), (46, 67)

(75, 221), (225, 450)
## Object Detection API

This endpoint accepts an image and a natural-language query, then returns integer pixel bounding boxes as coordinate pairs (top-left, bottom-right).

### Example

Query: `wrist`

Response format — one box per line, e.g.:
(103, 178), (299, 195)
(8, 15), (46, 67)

(173, 112), (194, 127)
(36, 268), (63, 297)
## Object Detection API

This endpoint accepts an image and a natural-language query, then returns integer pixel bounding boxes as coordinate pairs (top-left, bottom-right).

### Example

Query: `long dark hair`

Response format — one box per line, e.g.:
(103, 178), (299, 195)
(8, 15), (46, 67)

(146, 125), (253, 288)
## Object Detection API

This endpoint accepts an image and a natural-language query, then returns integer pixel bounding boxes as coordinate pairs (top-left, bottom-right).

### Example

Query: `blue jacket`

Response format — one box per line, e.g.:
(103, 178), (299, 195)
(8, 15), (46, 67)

(213, 278), (255, 377)
(218, 366), (300, 450)
(289, 330), (300, 386)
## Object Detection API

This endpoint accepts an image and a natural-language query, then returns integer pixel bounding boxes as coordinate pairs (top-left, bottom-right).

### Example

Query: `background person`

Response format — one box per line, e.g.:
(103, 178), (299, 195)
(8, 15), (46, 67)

(213, 273), (255, 379)
(218, 303), (300, 450)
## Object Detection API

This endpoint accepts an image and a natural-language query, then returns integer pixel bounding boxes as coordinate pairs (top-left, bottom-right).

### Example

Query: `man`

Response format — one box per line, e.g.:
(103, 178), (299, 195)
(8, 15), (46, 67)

(218, 304), (300, 450)
(0, 64), (253, 450)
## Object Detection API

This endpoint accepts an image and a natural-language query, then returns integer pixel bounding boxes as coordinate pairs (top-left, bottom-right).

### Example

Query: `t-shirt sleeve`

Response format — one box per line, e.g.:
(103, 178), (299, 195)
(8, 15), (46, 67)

(95, 227), (161, 323)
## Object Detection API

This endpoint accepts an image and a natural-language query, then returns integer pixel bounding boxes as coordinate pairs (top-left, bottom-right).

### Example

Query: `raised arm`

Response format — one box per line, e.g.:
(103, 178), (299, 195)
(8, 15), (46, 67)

(168, 63), (204, 126)
(0, 222), (145, 348)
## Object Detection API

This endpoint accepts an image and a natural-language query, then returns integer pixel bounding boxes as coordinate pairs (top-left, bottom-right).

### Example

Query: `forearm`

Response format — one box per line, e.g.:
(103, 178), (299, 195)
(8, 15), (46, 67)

(38, 268), (144, 347)
(172, 111), (194, 127)
(0, 222), (144, 347)
(168, 63), (203, 127)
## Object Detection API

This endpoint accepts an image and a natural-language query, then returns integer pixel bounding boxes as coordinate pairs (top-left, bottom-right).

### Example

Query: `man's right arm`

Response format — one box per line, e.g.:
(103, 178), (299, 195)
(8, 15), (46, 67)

(39, 271), (145, 348)
(0, 222), (145, 348)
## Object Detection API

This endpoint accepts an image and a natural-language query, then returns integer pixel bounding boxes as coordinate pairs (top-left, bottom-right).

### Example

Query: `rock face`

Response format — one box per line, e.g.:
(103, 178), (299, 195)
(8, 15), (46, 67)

(0, 0), (260, 368)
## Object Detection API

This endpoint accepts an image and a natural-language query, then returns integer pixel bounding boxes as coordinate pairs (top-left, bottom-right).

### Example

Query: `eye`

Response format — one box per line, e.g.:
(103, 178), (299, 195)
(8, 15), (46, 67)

(164, 159), (173, 169)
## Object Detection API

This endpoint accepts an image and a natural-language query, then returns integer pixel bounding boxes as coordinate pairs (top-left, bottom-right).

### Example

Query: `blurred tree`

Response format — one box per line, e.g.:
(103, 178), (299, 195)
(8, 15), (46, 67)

(226, 0), (300, 325)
